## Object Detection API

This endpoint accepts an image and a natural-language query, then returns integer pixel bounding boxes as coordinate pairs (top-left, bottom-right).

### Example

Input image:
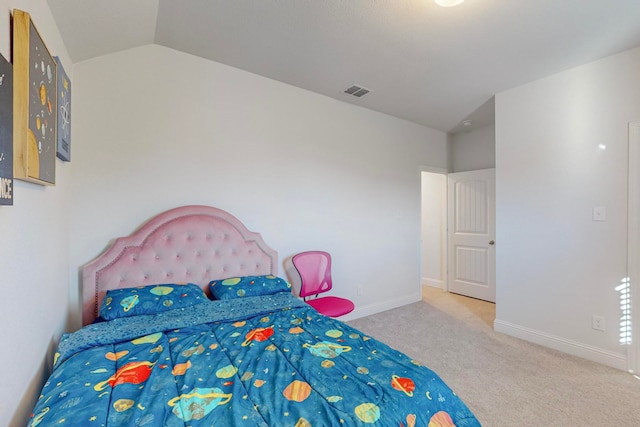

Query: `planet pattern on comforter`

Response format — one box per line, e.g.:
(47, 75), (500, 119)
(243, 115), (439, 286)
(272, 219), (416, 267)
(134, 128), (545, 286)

(30, 293), (481, 426)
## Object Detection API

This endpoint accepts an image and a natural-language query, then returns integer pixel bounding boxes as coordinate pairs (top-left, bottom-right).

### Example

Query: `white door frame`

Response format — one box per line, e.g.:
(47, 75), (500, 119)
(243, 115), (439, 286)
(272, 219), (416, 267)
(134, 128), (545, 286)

(629, 121), (640, 373)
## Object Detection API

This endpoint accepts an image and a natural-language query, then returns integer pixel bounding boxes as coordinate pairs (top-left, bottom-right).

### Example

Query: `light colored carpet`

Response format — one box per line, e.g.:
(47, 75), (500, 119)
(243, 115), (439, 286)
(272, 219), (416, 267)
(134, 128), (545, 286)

(347, 287), (640, 427)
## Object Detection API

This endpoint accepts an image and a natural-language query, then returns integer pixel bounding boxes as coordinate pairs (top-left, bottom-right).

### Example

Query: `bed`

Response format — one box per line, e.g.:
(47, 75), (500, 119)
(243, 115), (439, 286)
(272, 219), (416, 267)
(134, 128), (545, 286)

(30, 205), (481, 426)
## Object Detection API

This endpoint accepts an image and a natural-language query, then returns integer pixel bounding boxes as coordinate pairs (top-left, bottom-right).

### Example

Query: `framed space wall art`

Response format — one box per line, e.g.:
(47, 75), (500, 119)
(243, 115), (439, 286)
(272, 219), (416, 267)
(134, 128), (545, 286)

(12, 9), (57, 185)
(0, 52), (13, 205)
(55, 56), (70, 162)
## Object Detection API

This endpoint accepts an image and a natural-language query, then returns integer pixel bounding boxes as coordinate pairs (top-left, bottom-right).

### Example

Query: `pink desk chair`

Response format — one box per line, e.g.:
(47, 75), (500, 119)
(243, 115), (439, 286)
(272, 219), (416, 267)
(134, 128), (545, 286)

(292, 251), (355, 317)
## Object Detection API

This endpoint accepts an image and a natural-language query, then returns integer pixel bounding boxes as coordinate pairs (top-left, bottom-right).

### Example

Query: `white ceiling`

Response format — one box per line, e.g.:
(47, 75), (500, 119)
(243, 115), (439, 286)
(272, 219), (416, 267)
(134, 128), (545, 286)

(47, 0), (640, 134)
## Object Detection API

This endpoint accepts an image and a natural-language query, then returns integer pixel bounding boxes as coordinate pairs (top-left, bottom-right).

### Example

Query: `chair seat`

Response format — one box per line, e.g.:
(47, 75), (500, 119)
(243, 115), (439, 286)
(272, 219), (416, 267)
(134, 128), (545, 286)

(306, 296), (355, 317)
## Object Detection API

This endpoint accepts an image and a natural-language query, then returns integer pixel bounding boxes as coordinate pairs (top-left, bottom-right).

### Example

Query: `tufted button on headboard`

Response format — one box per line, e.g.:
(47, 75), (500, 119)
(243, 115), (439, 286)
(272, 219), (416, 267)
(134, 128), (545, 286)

(81, 205), (278, 325)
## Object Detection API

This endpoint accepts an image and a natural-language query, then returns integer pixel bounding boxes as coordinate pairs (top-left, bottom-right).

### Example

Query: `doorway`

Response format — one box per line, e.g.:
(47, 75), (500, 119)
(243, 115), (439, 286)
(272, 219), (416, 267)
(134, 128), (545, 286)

(421, 168), (496, 303)
(420, 170), (447, 291)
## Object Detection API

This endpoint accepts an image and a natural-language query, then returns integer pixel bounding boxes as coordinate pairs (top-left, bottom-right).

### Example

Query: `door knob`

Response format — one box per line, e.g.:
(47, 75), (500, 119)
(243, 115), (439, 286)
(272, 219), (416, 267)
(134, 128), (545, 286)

(489, 240), (495, 245)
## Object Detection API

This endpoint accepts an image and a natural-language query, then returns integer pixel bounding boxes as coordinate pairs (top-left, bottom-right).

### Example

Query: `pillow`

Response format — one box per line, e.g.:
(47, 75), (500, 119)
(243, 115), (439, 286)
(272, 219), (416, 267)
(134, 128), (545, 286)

(208, 275), (291, 300)
(99, 283), (207, 321)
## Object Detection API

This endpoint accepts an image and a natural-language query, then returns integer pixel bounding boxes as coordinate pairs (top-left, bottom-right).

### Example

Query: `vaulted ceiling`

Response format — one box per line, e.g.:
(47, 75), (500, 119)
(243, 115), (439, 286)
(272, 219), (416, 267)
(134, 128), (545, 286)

(47, 0), (640, 133)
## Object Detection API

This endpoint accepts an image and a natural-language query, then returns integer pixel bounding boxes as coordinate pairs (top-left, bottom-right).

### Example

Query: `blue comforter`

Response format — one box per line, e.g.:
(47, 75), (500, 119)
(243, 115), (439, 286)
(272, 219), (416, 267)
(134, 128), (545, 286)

(30, 293), (481, 426)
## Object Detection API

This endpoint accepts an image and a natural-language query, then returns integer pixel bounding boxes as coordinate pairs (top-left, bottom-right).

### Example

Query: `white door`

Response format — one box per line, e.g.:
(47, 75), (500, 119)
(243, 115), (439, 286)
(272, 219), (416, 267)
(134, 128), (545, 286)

(447, 168), (496, 302)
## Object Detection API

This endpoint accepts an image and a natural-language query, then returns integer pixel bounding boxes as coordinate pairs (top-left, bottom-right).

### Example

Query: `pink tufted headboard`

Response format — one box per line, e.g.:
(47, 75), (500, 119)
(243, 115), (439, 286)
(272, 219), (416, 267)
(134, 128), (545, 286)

(81, 205), (278, 326)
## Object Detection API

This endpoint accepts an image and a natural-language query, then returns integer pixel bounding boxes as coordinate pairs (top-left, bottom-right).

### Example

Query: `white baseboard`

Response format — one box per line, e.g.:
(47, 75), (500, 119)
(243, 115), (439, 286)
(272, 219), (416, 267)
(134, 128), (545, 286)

(494, 319), (628, 371)
(421, 277), (443, 288)
(339, 291), (423, 322)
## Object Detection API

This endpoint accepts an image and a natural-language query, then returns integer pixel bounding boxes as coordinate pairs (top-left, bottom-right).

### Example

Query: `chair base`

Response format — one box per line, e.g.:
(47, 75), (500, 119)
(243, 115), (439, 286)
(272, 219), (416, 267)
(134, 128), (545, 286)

(306, 296), (355, 317)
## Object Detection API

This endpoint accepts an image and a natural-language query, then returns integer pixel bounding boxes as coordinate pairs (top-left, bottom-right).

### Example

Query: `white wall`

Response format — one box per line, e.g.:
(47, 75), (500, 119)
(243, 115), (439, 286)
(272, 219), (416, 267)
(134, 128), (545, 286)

(0, 1), (72, 426)
(68, 44), (448, 328)
(450, 124), (495, 172)
(421, 171), (446, 288)
(495, 46), (640, 369)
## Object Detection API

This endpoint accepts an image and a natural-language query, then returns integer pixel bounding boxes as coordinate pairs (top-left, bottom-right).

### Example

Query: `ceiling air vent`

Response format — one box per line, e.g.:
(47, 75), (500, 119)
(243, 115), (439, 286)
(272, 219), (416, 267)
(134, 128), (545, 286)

(344, 85), (371, 97)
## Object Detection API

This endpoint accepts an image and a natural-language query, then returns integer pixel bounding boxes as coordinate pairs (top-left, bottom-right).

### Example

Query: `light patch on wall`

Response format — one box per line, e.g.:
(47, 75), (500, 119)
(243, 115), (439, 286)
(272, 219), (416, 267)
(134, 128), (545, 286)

(434, 0), (464, 6)
(616, 277), (632, 345)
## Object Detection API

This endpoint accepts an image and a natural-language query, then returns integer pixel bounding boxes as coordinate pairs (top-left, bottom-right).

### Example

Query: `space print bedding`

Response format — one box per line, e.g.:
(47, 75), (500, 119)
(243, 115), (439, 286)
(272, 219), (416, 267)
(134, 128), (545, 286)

(30, 291), (480, 426)
(29, 205), (481, 426)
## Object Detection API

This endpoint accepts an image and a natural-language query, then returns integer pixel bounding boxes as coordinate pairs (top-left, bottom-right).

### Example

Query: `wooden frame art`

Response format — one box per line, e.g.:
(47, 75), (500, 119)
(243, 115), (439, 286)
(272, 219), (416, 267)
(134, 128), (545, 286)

(12, 9), (57, 185)
(0, 52), (13, 204)
(55, 56), (71, 162)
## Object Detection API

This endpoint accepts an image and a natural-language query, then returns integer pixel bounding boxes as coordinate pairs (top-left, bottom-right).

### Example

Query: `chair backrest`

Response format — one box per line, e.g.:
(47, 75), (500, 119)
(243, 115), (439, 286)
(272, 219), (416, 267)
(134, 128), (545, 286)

(292, 251), (333, 298)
